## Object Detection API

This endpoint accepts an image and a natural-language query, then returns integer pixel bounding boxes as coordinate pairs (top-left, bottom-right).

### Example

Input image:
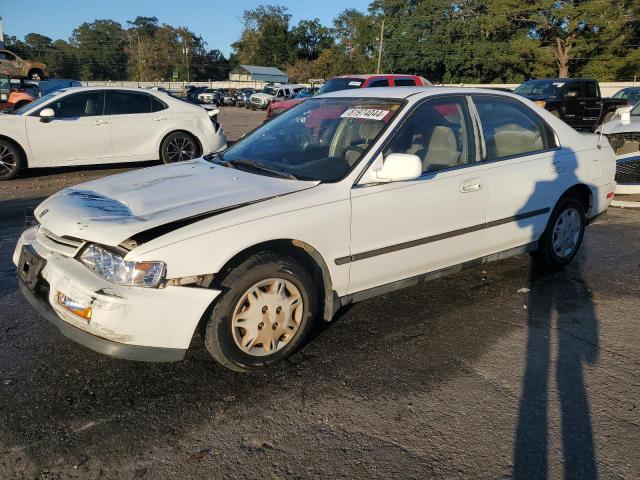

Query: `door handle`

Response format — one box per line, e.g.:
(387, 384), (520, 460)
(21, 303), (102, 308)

(91, 119), (107, 125)
(460, 178), (482, 193)
(152, 116), (166, 121)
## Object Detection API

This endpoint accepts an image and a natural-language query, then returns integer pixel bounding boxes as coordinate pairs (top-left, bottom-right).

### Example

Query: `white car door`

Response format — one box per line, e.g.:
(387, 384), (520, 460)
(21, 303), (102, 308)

(106, 90), (167, 161)
(346, 95), (489, 295)
(471, 94), (564, 255)
(25, 90), (113, 167)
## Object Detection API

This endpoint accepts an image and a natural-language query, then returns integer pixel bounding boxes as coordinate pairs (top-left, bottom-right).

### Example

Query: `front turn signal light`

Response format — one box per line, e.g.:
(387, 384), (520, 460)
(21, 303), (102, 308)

(56, 291), (92, 322)
(535, 100), (546, 108)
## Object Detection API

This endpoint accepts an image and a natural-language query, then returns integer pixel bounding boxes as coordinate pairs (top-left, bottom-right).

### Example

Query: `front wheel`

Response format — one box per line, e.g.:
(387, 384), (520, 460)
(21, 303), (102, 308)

(531, 195), (585, 270)
(0, 139), (24, 181)
(160, 132), (199, 164)
(202, 253), (317, 372)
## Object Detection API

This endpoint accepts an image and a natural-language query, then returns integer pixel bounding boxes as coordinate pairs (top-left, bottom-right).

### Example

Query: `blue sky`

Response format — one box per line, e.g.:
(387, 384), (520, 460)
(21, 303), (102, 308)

(2, 0), (371, 57)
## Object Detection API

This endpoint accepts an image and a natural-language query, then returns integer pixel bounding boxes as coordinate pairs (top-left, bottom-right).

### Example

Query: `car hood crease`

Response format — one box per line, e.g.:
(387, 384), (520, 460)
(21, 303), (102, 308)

(34, 159), (319, 246)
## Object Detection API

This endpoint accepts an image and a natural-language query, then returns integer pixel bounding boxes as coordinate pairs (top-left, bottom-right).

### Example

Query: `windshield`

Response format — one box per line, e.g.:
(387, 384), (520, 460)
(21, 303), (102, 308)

(261, 86), (278, 96)
(13, 90), (65, 115)
(613, 88), (640, 100)
(317, 78), (364, 95)
(514, 80), (563, 96)
(214, 97), (403, 182)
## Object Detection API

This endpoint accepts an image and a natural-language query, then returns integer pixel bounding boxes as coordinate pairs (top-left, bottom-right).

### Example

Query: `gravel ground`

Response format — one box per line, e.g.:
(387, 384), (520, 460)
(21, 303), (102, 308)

(0, 107), (639, 479)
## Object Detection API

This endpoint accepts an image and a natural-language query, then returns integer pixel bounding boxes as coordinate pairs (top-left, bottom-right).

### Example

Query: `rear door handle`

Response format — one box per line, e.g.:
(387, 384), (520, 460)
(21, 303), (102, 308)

(460, 178), (482, 193)
(91, 119), (107, 125)
(152, 116), (166, 121)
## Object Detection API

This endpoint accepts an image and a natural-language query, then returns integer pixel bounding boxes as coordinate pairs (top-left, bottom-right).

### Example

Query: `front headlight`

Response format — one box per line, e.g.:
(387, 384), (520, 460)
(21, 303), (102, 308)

(79, 244), (166, 288)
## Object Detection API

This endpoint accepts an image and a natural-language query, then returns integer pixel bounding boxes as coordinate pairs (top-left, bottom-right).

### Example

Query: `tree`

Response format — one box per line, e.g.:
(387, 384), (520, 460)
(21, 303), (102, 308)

(71, 20), (128, 80)
(291, 19), (333, 60)
(232, 4), (295, 67)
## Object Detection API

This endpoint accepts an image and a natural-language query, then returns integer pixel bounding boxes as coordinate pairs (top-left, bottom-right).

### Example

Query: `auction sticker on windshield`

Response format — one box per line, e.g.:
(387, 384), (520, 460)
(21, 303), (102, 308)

(341, 108), (389, 121)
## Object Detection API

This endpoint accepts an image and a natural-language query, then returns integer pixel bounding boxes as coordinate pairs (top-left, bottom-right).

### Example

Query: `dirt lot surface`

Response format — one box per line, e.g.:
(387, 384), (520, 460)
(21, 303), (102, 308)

(0, 107), (639, 479)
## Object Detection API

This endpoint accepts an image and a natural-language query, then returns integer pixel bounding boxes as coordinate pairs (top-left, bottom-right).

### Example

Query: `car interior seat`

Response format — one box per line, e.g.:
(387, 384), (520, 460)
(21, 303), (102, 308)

(344, 120), (385, 166)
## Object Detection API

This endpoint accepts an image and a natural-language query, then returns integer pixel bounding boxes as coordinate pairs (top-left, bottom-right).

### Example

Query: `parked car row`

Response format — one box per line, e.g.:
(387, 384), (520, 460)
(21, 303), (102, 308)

(13, 87), (615, 372)
(0, 86), (226, 180)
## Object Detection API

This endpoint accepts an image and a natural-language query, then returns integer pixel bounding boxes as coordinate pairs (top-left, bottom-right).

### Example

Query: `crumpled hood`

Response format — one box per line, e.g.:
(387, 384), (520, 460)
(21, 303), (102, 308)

(598, 115), (640, 134)
(35, 159), (318, 246)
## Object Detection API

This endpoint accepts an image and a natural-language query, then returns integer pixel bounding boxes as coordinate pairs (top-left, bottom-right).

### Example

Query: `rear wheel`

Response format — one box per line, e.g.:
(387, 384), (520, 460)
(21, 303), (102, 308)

(0, 139), (24, 181)
(531, 195), (585, 270)
(202, 253), (317, 372)
(28, 69), (44, 81)
(160, 131), (199, 164)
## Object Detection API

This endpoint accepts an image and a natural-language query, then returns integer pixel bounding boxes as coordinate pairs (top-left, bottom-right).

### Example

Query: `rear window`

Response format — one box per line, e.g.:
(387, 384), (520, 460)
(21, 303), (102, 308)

(106, 91), (153, 115)
(393, 78), (417, 87)
(317, 78), (364, 94)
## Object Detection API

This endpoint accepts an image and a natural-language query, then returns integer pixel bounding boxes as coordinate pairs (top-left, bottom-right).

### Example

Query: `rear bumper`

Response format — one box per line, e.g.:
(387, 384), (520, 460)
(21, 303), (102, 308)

(19, 280), (186, 362)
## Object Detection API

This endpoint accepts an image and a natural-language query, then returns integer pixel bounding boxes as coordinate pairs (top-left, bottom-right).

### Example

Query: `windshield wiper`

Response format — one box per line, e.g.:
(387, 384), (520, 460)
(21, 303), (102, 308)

(226, 159), (299, 180)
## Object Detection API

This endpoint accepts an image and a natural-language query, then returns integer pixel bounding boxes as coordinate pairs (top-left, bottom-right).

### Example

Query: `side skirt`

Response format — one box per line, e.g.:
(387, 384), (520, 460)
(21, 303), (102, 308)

(338, 241), (538, 307)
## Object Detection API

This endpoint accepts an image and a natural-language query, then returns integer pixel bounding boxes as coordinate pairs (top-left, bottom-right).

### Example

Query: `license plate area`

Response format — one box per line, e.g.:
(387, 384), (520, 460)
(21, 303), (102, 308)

(18, 245), (46, 290)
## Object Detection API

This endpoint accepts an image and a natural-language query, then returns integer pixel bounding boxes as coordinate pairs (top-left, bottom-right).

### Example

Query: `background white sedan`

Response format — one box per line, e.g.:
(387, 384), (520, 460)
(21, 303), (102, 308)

(0, 87), (226, 180)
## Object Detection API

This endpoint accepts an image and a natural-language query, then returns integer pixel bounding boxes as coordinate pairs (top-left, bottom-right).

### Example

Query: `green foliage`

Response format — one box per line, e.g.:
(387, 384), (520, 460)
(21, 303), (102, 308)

(6, 1), (639, 82)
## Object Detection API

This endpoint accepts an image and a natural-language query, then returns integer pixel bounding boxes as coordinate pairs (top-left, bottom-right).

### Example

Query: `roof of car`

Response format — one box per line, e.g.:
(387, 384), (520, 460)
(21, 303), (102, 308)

(332, 74), (420, 79)
(49, 86), (170, 94)
(319, 86), (518, 100)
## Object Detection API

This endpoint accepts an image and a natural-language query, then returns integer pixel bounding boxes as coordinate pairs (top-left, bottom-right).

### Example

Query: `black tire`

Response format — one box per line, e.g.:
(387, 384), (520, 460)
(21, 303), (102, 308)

(531, 195), (586, 270)
(28, 69), (44, 81)
(202, 252), (318, 372)
(160, 131), (199, 164)
(0, 139), (24, 181)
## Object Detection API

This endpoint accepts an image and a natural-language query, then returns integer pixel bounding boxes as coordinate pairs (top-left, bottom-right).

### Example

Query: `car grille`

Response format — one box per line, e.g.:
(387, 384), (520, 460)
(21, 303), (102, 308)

(250, 97), (265, 106)
(36, 227), (85, 257)
(616, 155), (640, 183)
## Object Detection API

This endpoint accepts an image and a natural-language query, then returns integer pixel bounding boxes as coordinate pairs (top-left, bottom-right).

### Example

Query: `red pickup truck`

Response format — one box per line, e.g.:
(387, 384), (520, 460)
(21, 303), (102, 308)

(266, 74), (431, 119)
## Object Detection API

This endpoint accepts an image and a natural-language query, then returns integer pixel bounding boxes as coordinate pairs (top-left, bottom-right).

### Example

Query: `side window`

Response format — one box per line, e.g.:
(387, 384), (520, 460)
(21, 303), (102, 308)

(45, 91), (105, 118)
(564, 82), (581, 98)
(394, 78), (417, 87)
(276, 89), (285, 97)
(151, 96), (167, 112)
(584, 81), (597, 98)
(383, 96), (474, 174)
(106, 91), (153, 115)
(0, 51), (16, 61)
(473, 96), (556, 161)
(368, 79), (390, 88)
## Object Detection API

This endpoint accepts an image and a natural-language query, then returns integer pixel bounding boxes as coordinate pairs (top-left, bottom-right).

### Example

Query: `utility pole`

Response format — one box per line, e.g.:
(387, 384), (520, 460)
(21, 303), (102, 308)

(182, 41), (190, 83)
(137, 34), (143, 82)
(376, 18), (385, 74)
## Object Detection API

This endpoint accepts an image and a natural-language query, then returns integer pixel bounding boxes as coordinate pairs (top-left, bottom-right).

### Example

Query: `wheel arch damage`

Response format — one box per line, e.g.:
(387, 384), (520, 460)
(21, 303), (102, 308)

(199, 239), (337, 323)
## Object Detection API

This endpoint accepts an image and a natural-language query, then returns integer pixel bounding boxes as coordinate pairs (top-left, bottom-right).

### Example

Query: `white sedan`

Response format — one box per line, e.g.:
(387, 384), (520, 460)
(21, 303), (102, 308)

(0, 87), (226, 180)
(14, 87), (615, 371)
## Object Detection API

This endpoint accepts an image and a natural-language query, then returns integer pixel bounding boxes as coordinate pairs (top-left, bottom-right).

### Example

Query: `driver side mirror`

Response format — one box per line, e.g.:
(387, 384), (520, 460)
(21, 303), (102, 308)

(374, 153), (422, 183)
(39, 108), (55, 122)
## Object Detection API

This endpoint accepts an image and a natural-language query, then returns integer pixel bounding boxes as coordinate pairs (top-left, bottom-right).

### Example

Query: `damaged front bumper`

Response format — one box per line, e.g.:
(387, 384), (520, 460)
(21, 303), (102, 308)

(14, 226), (221, 362)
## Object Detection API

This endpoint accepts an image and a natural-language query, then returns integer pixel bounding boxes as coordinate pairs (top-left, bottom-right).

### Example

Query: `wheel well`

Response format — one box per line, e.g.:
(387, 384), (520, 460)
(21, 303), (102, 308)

(159, 130), (203, 159)
(561, 184), (591, 213)
(0, 135), (28, 167)
(213, 239), (336, 322)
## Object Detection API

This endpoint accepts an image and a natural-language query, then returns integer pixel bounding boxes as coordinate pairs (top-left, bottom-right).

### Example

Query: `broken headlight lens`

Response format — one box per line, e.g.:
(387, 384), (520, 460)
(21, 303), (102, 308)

(79, 244), (165, 287)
